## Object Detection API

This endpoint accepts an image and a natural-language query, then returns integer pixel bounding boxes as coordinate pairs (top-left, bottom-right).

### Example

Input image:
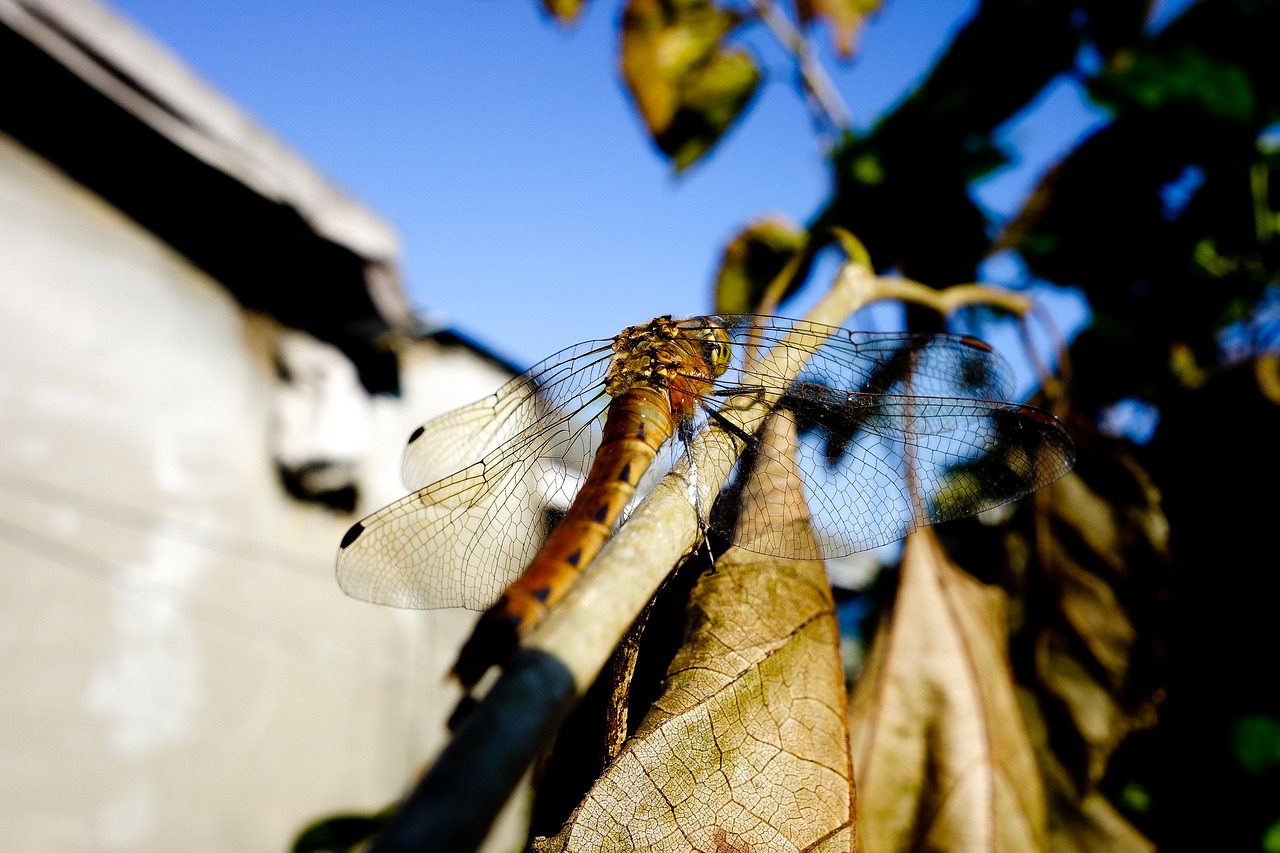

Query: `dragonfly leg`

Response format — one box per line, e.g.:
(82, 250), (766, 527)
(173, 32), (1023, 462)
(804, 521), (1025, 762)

(707, 383), (767, 398)
(707, 408), (754, 446)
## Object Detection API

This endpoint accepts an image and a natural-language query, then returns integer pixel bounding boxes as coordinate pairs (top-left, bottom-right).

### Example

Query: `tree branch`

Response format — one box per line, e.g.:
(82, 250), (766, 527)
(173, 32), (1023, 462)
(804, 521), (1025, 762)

(749, 0), (853, 133)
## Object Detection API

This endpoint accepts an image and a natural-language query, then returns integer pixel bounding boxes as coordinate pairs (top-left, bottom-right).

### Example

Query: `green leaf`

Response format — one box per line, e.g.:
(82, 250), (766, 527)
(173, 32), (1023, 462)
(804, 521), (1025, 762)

(1264, 815), (1280, 853)
(620, 0), (761, 171)
(1090, 45), (1256, 125)
(713, 217), (809, 314)
(1232, 714), (1280, 776)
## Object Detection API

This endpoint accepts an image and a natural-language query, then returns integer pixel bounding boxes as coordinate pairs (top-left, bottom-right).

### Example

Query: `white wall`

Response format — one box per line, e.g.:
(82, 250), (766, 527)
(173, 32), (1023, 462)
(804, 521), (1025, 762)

(0, 131), (521, 850)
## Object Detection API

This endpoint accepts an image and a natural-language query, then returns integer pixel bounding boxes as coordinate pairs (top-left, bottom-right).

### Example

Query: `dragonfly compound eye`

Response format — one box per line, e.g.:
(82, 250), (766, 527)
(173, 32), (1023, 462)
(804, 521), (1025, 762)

(700, 322), (734, 378)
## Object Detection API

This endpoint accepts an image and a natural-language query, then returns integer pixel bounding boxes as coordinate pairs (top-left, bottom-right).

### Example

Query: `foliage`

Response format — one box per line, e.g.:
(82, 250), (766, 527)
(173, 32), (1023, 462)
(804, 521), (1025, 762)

(300, 0), (1280, 849)
(533, 0), (1278, 850)
(533, 417), (854, 851)
(620, 0), (762, 171)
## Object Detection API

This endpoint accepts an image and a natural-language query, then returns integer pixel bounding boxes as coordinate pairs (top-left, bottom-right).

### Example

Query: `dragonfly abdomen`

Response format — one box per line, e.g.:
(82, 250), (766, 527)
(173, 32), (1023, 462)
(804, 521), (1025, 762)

(451, 384), (676, 687)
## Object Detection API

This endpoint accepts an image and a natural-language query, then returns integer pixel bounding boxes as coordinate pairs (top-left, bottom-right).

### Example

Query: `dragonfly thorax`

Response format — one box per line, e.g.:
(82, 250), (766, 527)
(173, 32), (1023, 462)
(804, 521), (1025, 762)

(604, 316), (733, 404)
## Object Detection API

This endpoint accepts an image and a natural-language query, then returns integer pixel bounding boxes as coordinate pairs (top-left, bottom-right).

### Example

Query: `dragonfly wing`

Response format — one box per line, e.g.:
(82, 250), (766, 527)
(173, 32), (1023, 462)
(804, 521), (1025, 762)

(339, 456), (562, 609)
(705, 317), (1072, 558)
(340, 338), (617, 610)
(401, 394), (524, 494)
(722, 394), (1074, 558)
(721, 316), (1018, 402)
(402, 338), (615, 491)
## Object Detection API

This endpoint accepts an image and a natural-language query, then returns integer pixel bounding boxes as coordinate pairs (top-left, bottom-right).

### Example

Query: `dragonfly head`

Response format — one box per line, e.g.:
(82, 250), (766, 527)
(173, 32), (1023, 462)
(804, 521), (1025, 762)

(606, 316), (735, 399)
(680, 317), (734, 379)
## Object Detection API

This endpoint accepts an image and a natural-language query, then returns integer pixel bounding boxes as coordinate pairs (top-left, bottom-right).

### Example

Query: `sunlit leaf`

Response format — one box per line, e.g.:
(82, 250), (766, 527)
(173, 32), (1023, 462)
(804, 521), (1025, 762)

(1265, 816), (1280, 853)
(534, 417), (855, 851)
(620, 0), (761, 171)
(713, 216), (809, 315)
(848, 529), (1047, 852)
(1259, 354), (1280, 403)
(796, 0), (881, 60)
(541, 0), (589, 24)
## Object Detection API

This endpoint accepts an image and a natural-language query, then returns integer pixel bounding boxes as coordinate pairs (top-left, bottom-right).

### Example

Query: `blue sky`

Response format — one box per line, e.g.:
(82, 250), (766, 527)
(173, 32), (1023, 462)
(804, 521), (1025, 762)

(108, 0), (1192, 369)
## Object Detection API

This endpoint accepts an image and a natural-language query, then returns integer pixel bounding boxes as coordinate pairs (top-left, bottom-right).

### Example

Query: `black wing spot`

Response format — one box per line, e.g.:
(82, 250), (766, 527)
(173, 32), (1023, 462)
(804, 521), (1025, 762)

(408, 425), (425, 444)
(339, 521), (365, 549)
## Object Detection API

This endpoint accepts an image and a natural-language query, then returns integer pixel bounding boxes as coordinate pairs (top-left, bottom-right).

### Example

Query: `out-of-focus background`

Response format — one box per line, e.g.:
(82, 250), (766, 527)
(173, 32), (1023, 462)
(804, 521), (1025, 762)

(3, 0), (1278, 850)
(0, 1), (521, 849)
(96, 0), (1147, 367)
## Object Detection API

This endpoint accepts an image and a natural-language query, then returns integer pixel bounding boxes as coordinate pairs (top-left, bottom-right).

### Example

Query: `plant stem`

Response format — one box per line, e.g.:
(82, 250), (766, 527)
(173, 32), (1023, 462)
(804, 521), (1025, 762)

(749, 0), (853, 133)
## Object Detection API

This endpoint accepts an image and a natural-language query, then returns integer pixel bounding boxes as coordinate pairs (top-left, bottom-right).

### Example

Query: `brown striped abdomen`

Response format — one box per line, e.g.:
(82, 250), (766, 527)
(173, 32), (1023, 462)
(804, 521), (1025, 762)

(451, 385), (676, 687)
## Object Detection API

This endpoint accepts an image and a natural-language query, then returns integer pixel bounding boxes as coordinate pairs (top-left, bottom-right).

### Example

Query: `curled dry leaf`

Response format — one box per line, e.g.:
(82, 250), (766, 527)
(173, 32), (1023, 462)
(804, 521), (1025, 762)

(541, 0), (588, 24)
(620, 0), (761, 170)
(848, 529), (1047, 853)
(1029, 432), (1169, 789)
(534, 416), (855, 852)
(796, 0), (882, 59)
(1034, 475), (1139, 686)
(1019, 691), (1154, 853)
(714, 216), (810, 316)
(1035, 633), (1132, 788)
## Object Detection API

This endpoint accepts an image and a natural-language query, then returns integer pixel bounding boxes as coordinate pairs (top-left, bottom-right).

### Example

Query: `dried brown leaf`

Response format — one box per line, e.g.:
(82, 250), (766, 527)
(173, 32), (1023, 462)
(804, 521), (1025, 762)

(541, 0), (589, 24)
(1027, 439), (1169, 785)
(796, 0), (881, 59)
(849, 530), (1047, 853)
(1019, 692), (1154, 853)
(1047, 786), (1154, 853)
(534, 416), (855, 852)
(1035, 634), (1130, 787)
(1037, 476), (1138, 684)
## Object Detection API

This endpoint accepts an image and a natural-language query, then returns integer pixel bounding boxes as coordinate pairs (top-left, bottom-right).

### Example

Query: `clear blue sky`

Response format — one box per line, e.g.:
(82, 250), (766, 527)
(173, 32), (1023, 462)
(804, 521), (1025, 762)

(108, 0), (1191, 369)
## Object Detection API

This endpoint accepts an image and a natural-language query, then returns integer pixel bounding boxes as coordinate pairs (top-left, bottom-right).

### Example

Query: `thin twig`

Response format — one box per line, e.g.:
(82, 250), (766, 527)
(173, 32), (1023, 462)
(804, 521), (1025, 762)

(749, 0), (853, 132)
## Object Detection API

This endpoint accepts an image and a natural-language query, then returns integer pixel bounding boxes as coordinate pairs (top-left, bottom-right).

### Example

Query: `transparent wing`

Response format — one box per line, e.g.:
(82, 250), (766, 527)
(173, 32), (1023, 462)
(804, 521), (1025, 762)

(338, 314), (1075, 611)
(337, 338), (616, 609)
(401, 338), (615, 490)
(707, 316), (1074, 556)
(721, 315), (1018, 401)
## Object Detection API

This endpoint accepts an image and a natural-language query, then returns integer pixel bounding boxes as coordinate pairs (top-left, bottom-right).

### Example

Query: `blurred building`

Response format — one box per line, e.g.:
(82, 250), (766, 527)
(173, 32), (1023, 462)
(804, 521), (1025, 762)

(0, 0), (521, 848)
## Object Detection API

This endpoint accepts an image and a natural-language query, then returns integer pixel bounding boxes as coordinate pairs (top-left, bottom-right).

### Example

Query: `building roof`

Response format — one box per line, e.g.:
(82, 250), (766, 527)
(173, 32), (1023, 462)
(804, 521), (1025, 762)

(0, 0), (413, 392)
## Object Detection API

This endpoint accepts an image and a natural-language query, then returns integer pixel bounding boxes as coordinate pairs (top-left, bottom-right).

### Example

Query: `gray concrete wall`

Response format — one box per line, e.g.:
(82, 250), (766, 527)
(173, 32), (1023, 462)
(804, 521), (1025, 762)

(0, 130), (522, 850)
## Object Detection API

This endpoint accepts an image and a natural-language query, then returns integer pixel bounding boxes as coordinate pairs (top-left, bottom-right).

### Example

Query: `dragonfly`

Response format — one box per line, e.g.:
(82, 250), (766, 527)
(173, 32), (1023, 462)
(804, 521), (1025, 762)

(336, 315), (1074, 687)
